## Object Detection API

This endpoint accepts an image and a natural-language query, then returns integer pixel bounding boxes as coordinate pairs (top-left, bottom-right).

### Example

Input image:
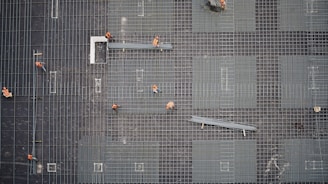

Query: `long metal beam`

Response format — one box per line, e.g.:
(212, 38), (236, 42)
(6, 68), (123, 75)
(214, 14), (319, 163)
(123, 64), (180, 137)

(189, 116), (257, 131)
(31, 49), (37, 174)
(107, 42), (173, 50)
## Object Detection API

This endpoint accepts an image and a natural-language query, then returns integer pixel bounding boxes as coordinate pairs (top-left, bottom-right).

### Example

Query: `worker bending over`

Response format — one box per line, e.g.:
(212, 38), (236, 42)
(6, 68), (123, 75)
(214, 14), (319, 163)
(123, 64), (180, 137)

(105, 32), (113, 42)
(2, 87), (13, 98)
(152, 84), (161, 93)
(220, 0), (226, 10)
(112, 103), (120, 112)
(166, 101), (175, 110)
(35, 61), (46, 72)
(152, 35), (159, 47)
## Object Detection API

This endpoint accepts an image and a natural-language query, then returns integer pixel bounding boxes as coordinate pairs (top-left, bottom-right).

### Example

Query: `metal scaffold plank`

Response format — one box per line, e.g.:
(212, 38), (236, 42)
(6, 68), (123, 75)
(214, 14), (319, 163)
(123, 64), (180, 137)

(189, 116), (257, 131)
(107, 42), (173, 50)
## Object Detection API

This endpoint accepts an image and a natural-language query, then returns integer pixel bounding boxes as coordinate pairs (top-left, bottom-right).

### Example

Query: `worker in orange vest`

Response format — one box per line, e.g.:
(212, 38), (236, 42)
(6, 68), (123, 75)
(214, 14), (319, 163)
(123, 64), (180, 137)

(112, 103), (120, 112)
(105, 32), (113, 41)
(152, 35), (159, 47)
(27, 154), (38, 161)
(35, 61), (46, 72)
(152, 84), (161, 93)
(2, 87), (13, 98)
(166, 101), (175, 110)
(220, 0), (226, 10)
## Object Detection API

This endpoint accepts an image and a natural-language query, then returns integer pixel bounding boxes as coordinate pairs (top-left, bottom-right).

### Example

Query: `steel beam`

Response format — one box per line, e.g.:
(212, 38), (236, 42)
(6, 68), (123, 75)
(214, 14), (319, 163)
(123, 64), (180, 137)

(189, 116), (257, 131)
(107, 42), (173, 50)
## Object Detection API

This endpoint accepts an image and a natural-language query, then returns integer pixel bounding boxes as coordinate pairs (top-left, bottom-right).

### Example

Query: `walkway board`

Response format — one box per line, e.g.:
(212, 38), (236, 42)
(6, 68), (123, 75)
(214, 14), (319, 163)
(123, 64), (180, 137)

(107, 42), (173, 50)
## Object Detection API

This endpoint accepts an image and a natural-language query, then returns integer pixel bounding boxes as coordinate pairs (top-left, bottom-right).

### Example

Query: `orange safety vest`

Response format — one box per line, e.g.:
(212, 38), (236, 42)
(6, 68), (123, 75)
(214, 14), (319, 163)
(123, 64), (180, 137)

(112, 104), (119, 110)
(2, 87), (12, 97)
(35, 61), (43, 68)
(152, 37), (159, 47)
(105, 32), (111, 39)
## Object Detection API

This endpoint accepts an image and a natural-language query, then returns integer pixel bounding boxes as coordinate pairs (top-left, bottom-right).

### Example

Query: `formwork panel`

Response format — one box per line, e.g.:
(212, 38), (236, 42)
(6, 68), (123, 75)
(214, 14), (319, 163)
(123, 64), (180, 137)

(192, 56), (256, 109)
(77, 136), (107, 183)
(307, 56), (328, 108)
(105, 141), (160, 183)
(305, 0), (328, 31)
(192, 56), (235, 109)
(234, 56), (257, 108)
(280, 56), (312, 108)
(283, 139), (328, 182)
(279, 0), (306, 31)
(234, 0), (256, 32)
(192, 140), (256, 183)
(107, 0), (174, 34)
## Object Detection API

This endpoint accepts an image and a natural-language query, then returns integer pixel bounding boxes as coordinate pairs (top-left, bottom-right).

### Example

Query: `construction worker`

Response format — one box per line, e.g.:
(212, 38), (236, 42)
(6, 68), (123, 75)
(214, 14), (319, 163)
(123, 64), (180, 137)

(105, 32), (113, 42)
(152, 35), (159, 47)
(220, 0), (226, 10)
(166, 101), (175, 110)
(27, 154), (38, 161)
(112, 103), (120, 112)
(152, 84), (161, 93)
(2, 87), (13, 98)
(35, 61), (46, 72)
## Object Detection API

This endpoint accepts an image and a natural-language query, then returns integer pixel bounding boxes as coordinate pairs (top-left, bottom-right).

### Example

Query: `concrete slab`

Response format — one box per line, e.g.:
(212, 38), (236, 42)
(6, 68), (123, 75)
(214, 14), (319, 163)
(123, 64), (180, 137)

(192, 140), (257, 183)
(283, 139), (328, 182)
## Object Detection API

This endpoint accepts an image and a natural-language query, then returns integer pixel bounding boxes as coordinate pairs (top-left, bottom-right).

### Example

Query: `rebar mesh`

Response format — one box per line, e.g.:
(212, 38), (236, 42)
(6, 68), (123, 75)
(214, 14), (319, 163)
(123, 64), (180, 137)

(1, 0), (328, 183)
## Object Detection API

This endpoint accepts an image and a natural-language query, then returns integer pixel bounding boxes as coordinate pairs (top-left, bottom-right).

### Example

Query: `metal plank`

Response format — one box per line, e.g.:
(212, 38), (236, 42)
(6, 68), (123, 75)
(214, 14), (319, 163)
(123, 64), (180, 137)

(189, 116), (257, 131)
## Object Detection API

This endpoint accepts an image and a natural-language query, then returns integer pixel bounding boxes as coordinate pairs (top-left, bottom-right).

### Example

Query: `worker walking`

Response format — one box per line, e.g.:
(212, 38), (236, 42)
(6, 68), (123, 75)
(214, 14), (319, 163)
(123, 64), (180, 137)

(35, 61), (46, 72)
(152, 35), (160, 47)
(105, 32), (113, 42)
(112, 103), (120, 112)
(166, 101), (175, 110)
(152, 84), (161, 94)
(2, 87), (13, 98)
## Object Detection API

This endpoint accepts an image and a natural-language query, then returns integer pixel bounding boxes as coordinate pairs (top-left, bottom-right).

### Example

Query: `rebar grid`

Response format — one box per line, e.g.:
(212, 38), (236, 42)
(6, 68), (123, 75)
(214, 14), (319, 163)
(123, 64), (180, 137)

(1, 0), (328, 183)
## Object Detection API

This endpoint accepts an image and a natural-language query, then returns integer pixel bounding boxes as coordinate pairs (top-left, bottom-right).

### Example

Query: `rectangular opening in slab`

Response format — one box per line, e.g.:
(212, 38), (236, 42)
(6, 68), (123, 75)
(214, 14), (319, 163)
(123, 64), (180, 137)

(94, 163), (103, 172)
(47, 163), (57, 172)
(95, 78), (101, 93)
(95, 42), (107, 64)
(90, 36), (107, 64)
(135, 163), (144, 172)
(137, 0), (144, 16)
(51, 0), (58, 18)
(220, 161), (230, 172)
(50, 71), (57, 94)
(136, 69), (144, 92)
